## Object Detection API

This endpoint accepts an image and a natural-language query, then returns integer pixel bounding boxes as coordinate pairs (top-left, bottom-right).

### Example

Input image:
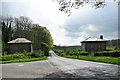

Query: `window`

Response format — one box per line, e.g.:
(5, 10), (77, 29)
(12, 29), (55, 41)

(91, 45), (93, 48)
(99, 45), (101, 48)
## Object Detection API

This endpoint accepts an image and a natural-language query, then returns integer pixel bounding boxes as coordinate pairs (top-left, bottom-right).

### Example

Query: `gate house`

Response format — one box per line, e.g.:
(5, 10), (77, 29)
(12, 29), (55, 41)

(8, 38), (33, 54)
(81, 35), (107, 52)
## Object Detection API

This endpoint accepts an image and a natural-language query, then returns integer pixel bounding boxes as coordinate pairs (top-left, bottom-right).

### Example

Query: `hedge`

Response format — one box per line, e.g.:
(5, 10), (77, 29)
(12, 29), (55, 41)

(53, 49), (120, 57)
(1, 50), (45, 61)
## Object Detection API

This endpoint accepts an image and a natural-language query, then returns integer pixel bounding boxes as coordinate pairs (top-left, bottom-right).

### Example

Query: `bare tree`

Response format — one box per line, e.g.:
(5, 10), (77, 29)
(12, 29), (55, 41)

(55, 0), (119, 16)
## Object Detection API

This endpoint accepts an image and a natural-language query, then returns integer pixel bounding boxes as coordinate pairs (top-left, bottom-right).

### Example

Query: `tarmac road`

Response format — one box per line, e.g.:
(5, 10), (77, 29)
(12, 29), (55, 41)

(2, 50), (119, 79)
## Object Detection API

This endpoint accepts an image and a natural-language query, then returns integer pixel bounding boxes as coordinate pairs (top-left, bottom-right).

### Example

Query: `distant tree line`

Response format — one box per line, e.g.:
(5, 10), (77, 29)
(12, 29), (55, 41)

(0, 16), (53, 55)
(53, 45), (82, 50)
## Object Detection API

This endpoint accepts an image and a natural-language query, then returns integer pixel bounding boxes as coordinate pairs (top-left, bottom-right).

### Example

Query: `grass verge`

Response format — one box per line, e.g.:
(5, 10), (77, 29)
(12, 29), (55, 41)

(1, 56), (47, 64)
(61, 55), (120, 64)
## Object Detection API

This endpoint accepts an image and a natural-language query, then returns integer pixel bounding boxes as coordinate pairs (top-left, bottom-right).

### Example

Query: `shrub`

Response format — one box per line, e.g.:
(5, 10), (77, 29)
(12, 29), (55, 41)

(24, 50), (27, 56)
(39, 49), (44, 57)
(65, 49), (71, 55)
(41, 42), (50, 56)
(77, 49), (82, 52)
(94, 53), (101, 56)
(31, 50), (40, 58)
(2, 50), (45, 61)
(12, 53), (25, 59)
(2, 53), (26, 61)
(80, 52), (88, 56)
(52, 49), (65, 56)
(53, 49), (88, 56)
(25, 52), (33, 58)
(2, 55), (13, 61)
(111, 52), (120, 57)
(94, 50), (120, 57)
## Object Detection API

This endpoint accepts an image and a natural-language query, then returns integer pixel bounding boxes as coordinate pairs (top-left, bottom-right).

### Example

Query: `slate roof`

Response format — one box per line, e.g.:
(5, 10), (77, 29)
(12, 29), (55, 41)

(81, 37), (106, 43)
(8, 38), (33, 44)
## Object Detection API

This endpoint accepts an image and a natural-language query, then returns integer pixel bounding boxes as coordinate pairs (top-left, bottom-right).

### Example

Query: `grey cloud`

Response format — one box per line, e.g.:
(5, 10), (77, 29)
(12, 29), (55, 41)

(65, 32), (80, 38)
(63, 2), (118, 39)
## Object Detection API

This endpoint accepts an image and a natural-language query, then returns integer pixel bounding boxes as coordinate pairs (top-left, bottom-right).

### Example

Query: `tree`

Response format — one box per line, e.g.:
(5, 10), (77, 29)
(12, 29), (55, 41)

(13, 16), (33, 39)
(41, 42), (50, 56)
(30, 26), (53, 50)
(1, 21), (13, 52)
(1, 16), (53, 54)
(55, 0), (119, 16)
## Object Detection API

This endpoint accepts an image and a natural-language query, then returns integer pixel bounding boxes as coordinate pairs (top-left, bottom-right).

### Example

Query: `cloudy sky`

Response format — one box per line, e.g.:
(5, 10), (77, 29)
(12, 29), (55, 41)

(1, 0), (119, 46)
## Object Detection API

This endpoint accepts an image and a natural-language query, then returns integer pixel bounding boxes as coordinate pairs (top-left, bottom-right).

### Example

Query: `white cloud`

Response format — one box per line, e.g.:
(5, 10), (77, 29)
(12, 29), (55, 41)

(80, 32), (89, 37)
(87, 24), (98, 31)
(28, 0), (67, 27)
(27, 0), (73, 46)
(47, 25), (67, 45)
(2, 0), (118, 46)
(48, 24), (87, 46)
(80, 24), (98, 31)
(1, 0), (28, 2)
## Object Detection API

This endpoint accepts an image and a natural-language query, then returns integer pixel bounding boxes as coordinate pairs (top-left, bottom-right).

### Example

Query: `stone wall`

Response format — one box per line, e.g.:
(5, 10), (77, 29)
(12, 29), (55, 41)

(8, 43), (32, 54)
(82, 42), (106, 52)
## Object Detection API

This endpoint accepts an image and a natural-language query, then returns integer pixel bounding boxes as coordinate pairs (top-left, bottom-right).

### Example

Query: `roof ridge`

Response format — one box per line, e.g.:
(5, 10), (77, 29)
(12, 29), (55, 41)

(81, 36), (106, 42)
(7, 38), (33, 44)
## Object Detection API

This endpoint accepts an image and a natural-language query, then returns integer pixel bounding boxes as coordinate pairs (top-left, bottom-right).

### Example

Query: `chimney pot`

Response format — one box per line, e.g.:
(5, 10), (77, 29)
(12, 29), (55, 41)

(100, 35), (103, 39)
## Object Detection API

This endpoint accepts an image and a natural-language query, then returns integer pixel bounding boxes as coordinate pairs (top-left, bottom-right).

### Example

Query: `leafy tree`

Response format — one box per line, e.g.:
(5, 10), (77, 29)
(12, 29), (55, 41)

(30, 26), (53, 50)
(41, 42), (50, 56)
(1, 16), (53, 54)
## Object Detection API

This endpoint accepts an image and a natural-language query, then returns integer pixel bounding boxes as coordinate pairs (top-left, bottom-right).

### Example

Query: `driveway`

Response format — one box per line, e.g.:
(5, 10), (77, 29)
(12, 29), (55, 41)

(2, 50), (119, 79)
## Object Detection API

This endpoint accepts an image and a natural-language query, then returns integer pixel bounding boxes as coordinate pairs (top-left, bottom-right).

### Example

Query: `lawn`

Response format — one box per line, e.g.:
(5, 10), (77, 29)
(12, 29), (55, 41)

(53, 49), (120, 64)
(0, 40), (2, 52)
(1, 56), (47, 63)
(62, 55), (120, 64)
(0, 50), (48, 63)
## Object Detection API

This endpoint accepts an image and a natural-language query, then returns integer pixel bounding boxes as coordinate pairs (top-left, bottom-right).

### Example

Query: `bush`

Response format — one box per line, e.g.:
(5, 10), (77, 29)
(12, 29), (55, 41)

(12, 53), (26, 59)
(2, 49), (46, 61)
(52, 49), (65, 56)
(25, 52), (33, 58)
(31, 50), (45, 58)
(94, 53), (101, 56)
(53, 49), (89, 56)
(80, 52), (88, 56)
(65, 49), (71, 55)
(39, 49), (44, 57)
(2, 53), (26, 61)
(111, 52), (120, 57)
(94, 50), (120, 57)
(41, 42), (50, 56)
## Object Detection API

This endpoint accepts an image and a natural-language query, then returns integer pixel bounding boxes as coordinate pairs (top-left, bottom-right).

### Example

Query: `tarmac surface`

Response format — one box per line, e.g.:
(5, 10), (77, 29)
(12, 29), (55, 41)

(1, 50), (119, 79)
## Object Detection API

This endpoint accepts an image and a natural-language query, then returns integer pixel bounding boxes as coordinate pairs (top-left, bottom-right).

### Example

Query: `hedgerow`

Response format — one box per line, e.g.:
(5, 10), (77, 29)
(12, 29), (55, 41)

(2, 50), (45, 61)
(53, 49), (120, 57)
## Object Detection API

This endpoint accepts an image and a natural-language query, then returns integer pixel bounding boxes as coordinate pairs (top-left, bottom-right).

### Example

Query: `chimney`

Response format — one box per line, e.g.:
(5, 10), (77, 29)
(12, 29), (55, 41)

(100, 35), (103, 39)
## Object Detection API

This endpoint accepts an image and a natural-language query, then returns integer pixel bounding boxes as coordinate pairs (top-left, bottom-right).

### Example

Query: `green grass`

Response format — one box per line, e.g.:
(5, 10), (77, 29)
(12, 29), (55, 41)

(1, 56), (47, 63)
(61, 55), (120, 64)
(0, 40), (2, 52)
(53, 48), (120, 64)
